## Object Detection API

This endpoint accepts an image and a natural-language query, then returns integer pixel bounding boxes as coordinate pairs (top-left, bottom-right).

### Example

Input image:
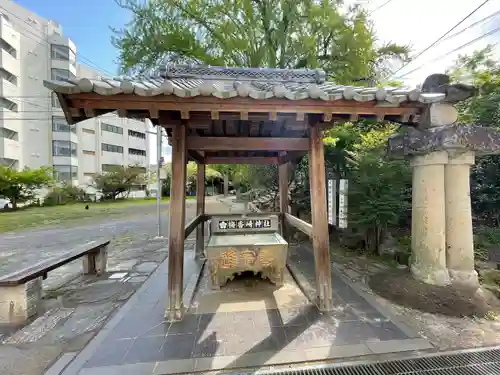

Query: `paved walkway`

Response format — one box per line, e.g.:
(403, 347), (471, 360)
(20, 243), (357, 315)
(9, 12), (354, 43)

(47, 197), (435, 375)
(0, 198), (228, 375)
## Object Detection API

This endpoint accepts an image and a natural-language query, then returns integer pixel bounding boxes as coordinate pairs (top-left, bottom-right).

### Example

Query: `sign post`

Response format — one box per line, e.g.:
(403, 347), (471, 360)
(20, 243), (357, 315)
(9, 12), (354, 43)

(339, 179), (348, 229)
(327, 179), (336, 226)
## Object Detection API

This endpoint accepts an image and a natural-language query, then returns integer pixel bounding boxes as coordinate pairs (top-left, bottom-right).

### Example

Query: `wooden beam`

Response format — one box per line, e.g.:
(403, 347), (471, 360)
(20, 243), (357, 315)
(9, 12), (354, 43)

(284, 213), (312, 238)
(204, 156), (278, 165)
(188, 150), (205, 164)
(195, 165), (206, 258)
(69, 94), (422, 116)
(187, 137), (309, 151)
(84, 108), (95, 118)
(166, 121), (188, 322)
(308, 124), (333, 312)
(279, 162), (289, 239)
(117, 108), (127, 118)
(149, 107), (159, 119)
(205, 212), (282, 219)
(185, 214), (204, 240)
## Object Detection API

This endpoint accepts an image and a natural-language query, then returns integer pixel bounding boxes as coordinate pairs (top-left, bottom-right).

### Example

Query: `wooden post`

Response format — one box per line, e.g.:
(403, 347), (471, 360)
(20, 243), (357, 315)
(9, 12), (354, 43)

(196, 163), (206, 259)
(279, 161), (289, 240)
(223, 174), (229, 197)
(166, 122), (187, 321)
(308, 124), (333, 311)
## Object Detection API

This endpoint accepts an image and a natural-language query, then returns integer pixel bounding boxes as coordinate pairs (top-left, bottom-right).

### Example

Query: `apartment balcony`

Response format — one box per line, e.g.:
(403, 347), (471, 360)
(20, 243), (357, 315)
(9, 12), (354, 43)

(0, 49), (19, 77)
(0, 108), (20, 133)
(128, 136), (147, 150)
(52, 156), (79, 167)
(0, 137), (20, 161)
(0, 18), (20, 51)
(0, 78), (18, 99)
(101, 151), (125, 166)
(127, 154), (148, 167)
(52, 129), (78, 143)
(51, 59), (77, 76)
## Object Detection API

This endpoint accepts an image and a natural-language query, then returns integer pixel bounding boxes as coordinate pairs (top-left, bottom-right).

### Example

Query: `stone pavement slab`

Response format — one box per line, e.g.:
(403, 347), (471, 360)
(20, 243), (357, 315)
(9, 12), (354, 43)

(64, 255), (432, 375)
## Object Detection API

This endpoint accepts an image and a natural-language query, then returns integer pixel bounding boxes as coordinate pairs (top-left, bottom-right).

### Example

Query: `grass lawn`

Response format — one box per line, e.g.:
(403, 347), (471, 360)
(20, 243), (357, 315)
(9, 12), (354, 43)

(0, 197), (196, 233)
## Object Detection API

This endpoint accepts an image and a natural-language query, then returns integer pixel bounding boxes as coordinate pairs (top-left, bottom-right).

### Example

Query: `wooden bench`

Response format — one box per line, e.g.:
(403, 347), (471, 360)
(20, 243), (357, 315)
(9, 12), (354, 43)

(0, 240), (110, 325)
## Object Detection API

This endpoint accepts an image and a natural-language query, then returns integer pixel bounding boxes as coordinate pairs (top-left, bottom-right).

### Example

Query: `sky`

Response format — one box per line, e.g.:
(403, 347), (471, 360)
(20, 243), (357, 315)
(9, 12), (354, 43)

(13, 0), (500, 164)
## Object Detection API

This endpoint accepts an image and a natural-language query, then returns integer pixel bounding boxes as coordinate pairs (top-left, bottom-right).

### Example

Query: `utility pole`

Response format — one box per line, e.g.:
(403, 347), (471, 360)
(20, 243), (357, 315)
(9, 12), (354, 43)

(156, 126), (163, 238)
(146, 123), (165, 239)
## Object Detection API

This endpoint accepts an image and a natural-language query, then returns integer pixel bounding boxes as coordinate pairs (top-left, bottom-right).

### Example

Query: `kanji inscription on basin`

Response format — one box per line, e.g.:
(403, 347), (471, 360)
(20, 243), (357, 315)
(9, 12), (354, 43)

(217, 219), (272, 230)
(207, 214), (287, 289)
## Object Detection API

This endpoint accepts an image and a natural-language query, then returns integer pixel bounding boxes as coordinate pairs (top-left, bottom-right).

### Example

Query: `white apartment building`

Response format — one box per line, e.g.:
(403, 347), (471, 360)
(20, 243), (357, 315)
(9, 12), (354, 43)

(0, 0), (149, 188)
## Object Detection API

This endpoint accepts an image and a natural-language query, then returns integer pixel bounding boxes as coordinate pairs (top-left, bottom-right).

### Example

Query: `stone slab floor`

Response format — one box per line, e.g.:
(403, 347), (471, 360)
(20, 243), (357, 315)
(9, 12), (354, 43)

(60, 255), (431, 375)
(0, 198), (228, 375)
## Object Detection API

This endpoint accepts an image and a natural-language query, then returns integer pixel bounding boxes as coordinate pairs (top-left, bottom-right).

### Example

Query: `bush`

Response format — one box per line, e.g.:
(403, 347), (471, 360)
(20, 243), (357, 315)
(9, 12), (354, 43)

(43, 184), (88, 206)
(474, 226), (500, 261)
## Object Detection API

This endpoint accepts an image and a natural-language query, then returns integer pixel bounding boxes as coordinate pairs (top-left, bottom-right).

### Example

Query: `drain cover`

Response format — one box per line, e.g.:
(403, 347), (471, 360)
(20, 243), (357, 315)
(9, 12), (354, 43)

(237, 347), (500, 375)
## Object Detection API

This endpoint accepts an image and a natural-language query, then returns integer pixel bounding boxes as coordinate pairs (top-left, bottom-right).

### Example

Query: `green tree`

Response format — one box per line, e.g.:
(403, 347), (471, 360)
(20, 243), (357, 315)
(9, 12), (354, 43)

(447, 45), (500, 225)
(112, 0), (409, 83)
(92, 165), (146, 200)
(0, 166), (53, 209)
(345, 125), (411, 253)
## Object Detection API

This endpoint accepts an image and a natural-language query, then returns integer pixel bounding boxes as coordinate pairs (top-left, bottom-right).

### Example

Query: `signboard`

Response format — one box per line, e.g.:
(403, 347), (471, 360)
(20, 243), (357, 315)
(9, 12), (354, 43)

(159, 168), (167, 180)
(327, 179), (336, 225)
(339, 179), (348, 229)
(218, 218), (272, 230)
(211, 215), (279, 234)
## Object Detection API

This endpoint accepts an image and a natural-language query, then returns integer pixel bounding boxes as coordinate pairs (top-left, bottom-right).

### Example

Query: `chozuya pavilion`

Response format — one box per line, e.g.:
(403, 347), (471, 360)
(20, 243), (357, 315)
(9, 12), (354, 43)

(44, 65), (500, 323)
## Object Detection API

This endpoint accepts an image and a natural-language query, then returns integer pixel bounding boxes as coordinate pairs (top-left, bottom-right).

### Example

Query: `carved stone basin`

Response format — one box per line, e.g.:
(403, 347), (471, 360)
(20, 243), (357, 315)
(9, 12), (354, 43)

(206, 215), (288, 289)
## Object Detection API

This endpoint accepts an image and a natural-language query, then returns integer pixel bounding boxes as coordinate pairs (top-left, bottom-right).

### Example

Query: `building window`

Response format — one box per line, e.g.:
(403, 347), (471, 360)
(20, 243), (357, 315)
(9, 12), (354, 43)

(51, 68), (76, 82)
(101, 123), (123, 135)
(51, 93), (61, 108)
(82, 128), (95, 134)
(129, 148), (146, 156)
(102, 143), (123, 153)
(53, 164), (78, 181)
(52, 116), (76, 133)
(128, 129), (146, 139)
(50, 44), (76, 64)
(102, 164), (121, 172)
(52, 140), (77, 157)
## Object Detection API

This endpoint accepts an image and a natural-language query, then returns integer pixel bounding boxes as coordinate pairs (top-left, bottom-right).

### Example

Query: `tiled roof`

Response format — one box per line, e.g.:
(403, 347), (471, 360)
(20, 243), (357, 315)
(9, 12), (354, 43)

(43, 65), (452, 105)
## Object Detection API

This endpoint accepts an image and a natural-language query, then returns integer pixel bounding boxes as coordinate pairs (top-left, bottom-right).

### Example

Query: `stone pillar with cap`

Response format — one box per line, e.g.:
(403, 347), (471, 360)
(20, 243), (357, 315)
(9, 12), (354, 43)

(387, 74), (500, 287)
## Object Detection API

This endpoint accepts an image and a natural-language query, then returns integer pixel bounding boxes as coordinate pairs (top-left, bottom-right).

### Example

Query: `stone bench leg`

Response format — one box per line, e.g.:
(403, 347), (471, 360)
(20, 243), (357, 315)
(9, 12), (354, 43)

(0, 278), (42, 325)
(83, 246), (108, 275)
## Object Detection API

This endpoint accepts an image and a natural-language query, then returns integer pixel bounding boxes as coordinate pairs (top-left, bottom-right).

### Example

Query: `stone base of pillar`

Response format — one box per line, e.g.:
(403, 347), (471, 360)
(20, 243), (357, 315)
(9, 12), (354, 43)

(449, 269), (480, 288)
(165, 305), (184, 322)
(411, 263), (450, 286)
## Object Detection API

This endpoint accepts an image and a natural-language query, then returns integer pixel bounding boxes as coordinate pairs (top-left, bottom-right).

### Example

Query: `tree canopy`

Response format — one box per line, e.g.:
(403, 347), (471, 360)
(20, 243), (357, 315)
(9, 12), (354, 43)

(112, 0), (409, 84)
(0, 166), (53, 209)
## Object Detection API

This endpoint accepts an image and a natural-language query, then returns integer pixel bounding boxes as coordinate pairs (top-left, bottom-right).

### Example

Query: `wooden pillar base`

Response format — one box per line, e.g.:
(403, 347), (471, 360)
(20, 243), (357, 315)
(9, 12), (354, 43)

(165, 304), (185, 322)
